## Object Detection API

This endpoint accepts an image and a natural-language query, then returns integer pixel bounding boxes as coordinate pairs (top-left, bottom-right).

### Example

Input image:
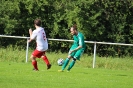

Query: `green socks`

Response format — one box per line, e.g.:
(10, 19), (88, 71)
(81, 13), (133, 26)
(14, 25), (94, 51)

(67, 60), (75, 71)
(62, 58), (69, 70)
(62, 58), (76, 71)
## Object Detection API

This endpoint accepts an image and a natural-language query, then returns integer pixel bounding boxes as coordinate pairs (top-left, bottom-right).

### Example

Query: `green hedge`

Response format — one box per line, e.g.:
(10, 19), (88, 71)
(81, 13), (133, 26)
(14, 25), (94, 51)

(0, 0), (133, 57)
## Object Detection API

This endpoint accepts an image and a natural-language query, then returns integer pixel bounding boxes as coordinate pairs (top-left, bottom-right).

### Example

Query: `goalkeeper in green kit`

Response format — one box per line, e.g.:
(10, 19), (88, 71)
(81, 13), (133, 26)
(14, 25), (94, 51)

(58, 24), (86, 72)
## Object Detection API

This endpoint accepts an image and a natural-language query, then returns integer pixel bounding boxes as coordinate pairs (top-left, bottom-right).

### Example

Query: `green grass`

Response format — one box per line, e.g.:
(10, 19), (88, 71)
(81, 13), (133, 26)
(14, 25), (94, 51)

(1, 47), (133, 70)
(0, 61), (133, 88)
(0, 62), (133, 88)
(1, 47), (133, 88)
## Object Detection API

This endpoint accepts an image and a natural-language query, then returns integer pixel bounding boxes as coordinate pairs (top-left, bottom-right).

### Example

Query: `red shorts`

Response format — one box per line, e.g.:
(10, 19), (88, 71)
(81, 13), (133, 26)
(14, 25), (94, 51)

(32, 49), (45, 58)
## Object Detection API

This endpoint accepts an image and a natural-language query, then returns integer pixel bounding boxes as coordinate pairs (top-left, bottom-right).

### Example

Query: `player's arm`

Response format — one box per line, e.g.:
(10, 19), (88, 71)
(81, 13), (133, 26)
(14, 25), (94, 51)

(73, 45), (82, 51)
(69, 45), (82, 54)
(69, 37), (83, 54)
(74, 36), (83, 50)
(28, 28), (36, 42)
(28, 28), (33, 42)
(71, 44), (82, 52)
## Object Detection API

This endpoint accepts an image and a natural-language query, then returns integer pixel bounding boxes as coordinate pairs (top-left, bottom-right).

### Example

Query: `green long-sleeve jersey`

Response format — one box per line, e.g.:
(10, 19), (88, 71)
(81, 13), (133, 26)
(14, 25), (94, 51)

(71, 32), (86, 50)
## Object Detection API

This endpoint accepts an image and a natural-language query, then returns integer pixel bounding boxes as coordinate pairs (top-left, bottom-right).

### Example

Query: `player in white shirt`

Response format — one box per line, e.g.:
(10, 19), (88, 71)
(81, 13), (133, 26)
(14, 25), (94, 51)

(28, 19), (51, 71)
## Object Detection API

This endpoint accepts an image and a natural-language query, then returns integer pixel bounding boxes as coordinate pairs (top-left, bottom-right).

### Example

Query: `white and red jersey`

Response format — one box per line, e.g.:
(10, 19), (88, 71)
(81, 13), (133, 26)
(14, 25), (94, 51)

(31, 27), (48, 51)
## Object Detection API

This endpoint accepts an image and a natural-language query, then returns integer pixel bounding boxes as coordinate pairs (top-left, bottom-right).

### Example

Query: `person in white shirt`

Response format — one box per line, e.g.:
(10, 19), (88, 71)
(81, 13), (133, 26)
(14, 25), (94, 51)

(28, 19), (51, 71)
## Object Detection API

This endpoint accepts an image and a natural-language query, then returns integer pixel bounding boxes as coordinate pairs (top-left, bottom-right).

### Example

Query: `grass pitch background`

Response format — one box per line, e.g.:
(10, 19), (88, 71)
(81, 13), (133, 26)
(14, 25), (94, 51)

(0, 47), (133, 88)
(0, 62), (133, 88)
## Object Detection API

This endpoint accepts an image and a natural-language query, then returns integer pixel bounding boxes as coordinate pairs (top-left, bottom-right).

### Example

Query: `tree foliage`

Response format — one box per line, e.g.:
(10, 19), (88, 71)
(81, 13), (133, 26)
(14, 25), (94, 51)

(0, 0), (133, 57)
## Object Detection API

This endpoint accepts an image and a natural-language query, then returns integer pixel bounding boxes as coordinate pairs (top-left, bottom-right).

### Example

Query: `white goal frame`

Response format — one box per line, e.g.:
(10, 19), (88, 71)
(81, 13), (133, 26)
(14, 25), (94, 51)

(1, 35), (133, 68)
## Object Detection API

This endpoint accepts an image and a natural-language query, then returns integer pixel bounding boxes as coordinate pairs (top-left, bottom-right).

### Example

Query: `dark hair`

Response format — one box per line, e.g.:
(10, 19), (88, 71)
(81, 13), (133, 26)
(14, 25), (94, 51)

(34, 19), (41, 26)
(72, 24), (77, 30)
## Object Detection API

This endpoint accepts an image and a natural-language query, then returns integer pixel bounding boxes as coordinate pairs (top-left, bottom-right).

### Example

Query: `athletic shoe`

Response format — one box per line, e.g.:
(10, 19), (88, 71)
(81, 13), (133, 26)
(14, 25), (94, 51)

(47, 64), (51, 70)
(58, 70), (64, 72)
(33, 68), (39, 71)
(67, 70), (70, 72)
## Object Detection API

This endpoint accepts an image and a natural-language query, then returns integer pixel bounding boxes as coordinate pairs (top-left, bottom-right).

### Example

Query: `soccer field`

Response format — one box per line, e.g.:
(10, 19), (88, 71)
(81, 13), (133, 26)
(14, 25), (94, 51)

(0, 62), (133, 88)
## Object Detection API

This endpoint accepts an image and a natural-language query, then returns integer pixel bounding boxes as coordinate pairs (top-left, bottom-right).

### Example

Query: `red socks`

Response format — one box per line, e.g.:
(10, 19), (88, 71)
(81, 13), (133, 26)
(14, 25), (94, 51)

(32, 60), (38, 70)
(32, 56), (50, 70)
(42, 56), (50, 65)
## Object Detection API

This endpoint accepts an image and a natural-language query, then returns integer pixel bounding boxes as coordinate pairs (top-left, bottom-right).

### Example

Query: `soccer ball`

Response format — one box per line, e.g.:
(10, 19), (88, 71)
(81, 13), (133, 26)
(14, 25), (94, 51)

(57, 58), (64, 66)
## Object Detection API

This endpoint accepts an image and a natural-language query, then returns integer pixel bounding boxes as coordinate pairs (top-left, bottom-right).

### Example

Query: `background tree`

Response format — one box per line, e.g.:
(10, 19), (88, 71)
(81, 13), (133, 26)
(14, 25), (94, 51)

(0, 0), (133, 57)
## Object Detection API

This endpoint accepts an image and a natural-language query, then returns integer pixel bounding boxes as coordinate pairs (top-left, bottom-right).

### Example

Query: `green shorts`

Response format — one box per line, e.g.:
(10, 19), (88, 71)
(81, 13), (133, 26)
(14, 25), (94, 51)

(69, 48), (85, 60)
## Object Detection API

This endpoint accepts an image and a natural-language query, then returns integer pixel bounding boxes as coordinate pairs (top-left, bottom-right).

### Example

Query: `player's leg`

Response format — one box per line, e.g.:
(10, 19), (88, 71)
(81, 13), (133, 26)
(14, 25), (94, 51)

(58, 48), (75, 72)
(61, 49), (76, 71)
(41, 52), (51, 70)
(67, 58), (76, 71)
(67, 49), (84, 71)
(31, 49), (44, 71)
(61, 56), (71, 71)
(30, 55), (38, 71)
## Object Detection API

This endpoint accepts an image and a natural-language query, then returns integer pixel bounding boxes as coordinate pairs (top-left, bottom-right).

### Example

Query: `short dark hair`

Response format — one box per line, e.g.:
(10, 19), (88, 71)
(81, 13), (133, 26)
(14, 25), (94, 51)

(34, 19), (41, 26)
(72, 24), (77, 30)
